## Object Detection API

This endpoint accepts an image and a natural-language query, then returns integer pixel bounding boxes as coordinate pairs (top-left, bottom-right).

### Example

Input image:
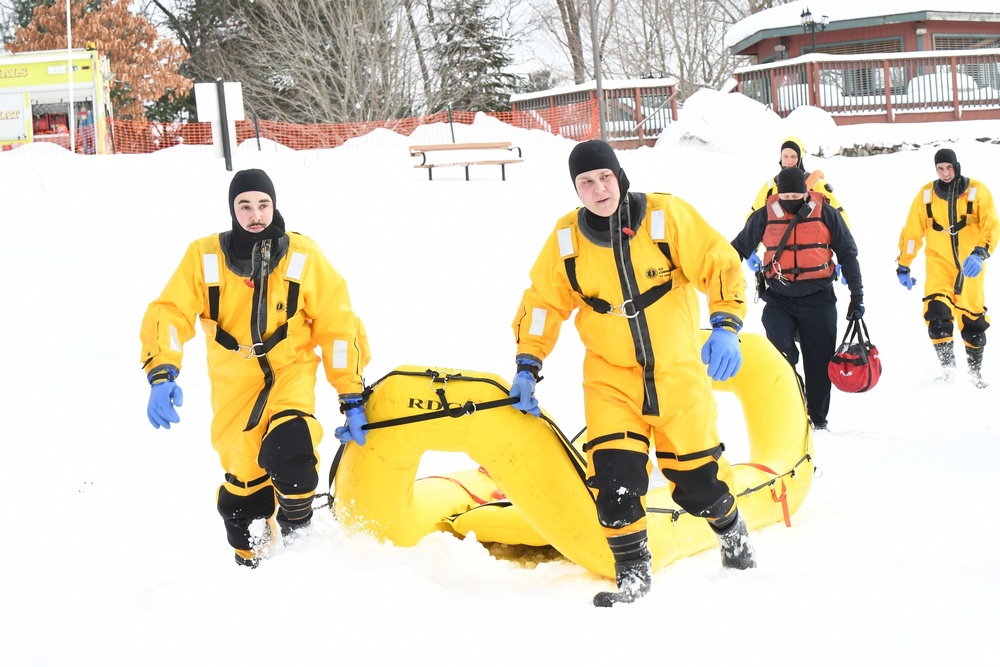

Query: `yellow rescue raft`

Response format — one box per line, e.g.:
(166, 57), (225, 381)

(332, 332), (814, 579)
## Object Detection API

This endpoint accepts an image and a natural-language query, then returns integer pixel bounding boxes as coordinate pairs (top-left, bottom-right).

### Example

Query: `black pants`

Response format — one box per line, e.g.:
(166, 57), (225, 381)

(761, 287), (838, 425)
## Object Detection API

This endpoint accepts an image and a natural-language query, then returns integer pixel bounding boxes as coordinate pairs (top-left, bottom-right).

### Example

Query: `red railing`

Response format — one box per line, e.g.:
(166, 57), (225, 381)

(6, 80), (680, 154)
(734, 48), (1000, 124)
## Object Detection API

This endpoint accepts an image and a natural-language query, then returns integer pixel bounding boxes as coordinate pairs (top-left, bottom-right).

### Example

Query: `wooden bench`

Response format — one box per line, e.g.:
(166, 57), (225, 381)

(409, 141), (523, 181)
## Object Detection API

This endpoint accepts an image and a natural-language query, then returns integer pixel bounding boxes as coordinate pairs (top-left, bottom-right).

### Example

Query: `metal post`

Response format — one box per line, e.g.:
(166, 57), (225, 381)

(447, 103), (455, 143)
(216, 78), (233, 171)
(66, 0), (75, 154)
(588, 0), (606, 141)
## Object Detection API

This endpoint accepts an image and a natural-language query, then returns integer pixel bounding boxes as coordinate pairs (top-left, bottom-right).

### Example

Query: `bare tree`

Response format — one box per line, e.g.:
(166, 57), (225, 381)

(522, 0), (792, 97)
(201, 0), (419, 123)
(594, 0), (793, 99)
(526, 0), (588, 83)
(402, 0), (433, 103)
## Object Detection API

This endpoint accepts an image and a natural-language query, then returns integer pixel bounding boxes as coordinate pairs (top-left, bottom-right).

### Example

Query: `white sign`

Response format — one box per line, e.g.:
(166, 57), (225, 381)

(194, 81), (245, 159)
(0, 92), (28, 142)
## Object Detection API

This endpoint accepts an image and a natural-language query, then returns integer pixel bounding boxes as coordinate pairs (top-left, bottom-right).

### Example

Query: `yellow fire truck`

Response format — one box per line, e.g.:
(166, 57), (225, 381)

(0, 46), (115, 154)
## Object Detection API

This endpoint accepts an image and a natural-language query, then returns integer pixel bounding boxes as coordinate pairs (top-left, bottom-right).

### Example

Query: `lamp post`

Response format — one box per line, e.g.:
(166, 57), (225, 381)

(587, 0), (606, 141)
(800, 7), (829, 54)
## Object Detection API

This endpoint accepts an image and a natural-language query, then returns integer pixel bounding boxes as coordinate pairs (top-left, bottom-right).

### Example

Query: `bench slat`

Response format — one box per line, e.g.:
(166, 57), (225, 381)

(409, 142), (522, 181)
(413, 159), (523, 168)
(409, 141), (512, 152)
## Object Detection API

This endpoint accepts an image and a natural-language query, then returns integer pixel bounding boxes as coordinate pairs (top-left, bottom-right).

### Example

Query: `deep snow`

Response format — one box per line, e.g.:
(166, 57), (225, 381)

(2, 93), (999, 665)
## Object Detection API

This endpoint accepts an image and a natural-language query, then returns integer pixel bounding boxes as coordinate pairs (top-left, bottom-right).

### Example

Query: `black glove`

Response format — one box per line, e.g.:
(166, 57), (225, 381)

(847, 294), (865, 321)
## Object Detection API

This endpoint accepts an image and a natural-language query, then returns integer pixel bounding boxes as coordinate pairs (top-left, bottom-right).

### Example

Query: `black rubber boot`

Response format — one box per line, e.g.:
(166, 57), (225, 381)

(276, 496), (313, 538)
(967, 346), (987, 388)
(934, 341), (957, 382)
(710, 510), (757, 570)
(593, 555), (652, 608)
(234, 549), (259, 568)
(935, 340), (956, 368)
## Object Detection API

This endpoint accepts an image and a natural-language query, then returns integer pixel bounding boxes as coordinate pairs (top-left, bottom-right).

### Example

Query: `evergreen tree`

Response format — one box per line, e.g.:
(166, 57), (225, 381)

(431, 0), (520, 113)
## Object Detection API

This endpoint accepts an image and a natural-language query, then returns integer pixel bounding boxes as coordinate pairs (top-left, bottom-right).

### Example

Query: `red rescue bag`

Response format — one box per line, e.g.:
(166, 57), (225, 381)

(828, 317), (881, 393)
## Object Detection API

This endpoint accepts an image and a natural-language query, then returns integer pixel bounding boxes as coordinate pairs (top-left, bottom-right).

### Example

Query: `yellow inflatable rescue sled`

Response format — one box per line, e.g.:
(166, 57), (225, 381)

(332, 332), (814, 579)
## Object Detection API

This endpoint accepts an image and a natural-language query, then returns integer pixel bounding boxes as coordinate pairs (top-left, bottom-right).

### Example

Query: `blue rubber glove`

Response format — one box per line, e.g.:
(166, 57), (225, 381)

(335, 402), (368, 446)
(896, 265), (917, 290)
(847, 294), (865, 321)
(746, 252), (763, 272)
(147, 372), (183, 429)
(834, 263), (847, 285)
(701, 319), (742, 381)
(510, 357), (541, 417)
(963, 249), (986, 277)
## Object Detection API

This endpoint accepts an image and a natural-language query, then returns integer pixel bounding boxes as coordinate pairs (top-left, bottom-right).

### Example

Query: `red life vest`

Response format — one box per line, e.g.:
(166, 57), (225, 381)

(762, 191), (835, 282)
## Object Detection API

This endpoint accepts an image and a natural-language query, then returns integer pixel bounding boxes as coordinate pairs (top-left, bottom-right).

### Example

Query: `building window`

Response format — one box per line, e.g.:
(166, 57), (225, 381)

(933, 35), (1000, 50)
(820, 38), (904, 56)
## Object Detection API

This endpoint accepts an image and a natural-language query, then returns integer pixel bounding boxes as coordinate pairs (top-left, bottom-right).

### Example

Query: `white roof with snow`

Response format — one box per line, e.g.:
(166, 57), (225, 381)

(726, 0), (1000, 50)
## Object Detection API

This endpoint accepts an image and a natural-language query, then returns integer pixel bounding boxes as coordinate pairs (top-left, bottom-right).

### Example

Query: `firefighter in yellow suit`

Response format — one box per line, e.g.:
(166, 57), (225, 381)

(140, 169), (370, 567)
(896, 148), (998, 387)
(748, 136), (849, 225)
(508, 140), (754, 607)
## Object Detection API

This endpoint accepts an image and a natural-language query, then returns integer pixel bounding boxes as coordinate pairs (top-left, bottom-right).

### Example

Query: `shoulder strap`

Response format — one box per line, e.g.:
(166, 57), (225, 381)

(207, 248), (303, 356)
(562, 225), (674, 316)
(771, 209), (805, 264)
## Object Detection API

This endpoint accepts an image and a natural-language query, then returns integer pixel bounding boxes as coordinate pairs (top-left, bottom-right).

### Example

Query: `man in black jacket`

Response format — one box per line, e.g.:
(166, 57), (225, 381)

(731, 168), (865, 431)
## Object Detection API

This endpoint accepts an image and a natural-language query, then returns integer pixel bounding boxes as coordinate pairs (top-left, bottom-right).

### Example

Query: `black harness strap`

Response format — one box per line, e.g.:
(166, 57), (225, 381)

(208, 284), (293, 357)
(287, 282), (299, 318)
(927, 192), (972, 233)
(224, 472), (270, 489)
(362, 395), (520, 432)
(765, 209), (805, 272)
(582, 431), (650, 452)
(655, 444), (724, 463)
(932, 218), (966, 233)
(266, 408), (313, 429)
(927, 188), (973, 294)
(564, 242), (674, 316)
(359, 370), (523, 432)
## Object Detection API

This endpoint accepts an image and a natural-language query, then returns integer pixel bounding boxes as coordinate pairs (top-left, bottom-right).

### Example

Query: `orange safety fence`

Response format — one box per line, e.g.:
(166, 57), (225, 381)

(0, 101), (609, 154)
(104, 102), (604, 154)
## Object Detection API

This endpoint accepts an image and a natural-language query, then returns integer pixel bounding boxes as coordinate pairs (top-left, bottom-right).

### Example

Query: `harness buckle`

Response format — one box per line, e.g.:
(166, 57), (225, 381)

(771, 261), (789, 284)
(610, 299), (640, 318)
(235, 342), (266, 359)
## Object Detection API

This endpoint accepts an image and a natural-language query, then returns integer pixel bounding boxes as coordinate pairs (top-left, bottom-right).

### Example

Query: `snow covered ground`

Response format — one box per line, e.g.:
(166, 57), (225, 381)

(2, 94), (998, 665)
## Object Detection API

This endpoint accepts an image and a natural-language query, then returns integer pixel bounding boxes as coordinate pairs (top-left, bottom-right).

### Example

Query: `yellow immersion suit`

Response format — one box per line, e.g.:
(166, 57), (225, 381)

(897, 178), (999, 346)
(140, 231), (369, 554)
(749, 137), (850, 226)
(512, 192), (746, 539)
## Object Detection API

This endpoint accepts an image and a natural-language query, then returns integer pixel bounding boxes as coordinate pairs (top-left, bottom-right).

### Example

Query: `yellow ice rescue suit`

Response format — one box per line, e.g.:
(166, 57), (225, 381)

(749, 137), (849, 226)
(140, 230), (369, 559)
(512, 192), (746, 539)
(898, 178), (999, 346)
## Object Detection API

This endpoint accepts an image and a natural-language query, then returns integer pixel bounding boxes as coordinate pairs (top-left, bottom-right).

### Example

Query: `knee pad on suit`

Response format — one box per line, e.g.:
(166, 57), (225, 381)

(587, 448), (650, 529)
(258, 416), (319, 496)
(659, 461), (734, 521)
(960, 312), (989, 347)
(217, 484), (276, 550)
(925, 300), (954, 340)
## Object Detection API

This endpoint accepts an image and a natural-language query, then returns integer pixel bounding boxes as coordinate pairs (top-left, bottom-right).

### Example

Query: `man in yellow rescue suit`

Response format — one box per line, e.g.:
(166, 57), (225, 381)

(748, 137), (848, 224)
(509, 140), (754, 608)
(732, 168), (864, 431)
(140, 169), (370, 567)
(896, 148), (998, 388)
